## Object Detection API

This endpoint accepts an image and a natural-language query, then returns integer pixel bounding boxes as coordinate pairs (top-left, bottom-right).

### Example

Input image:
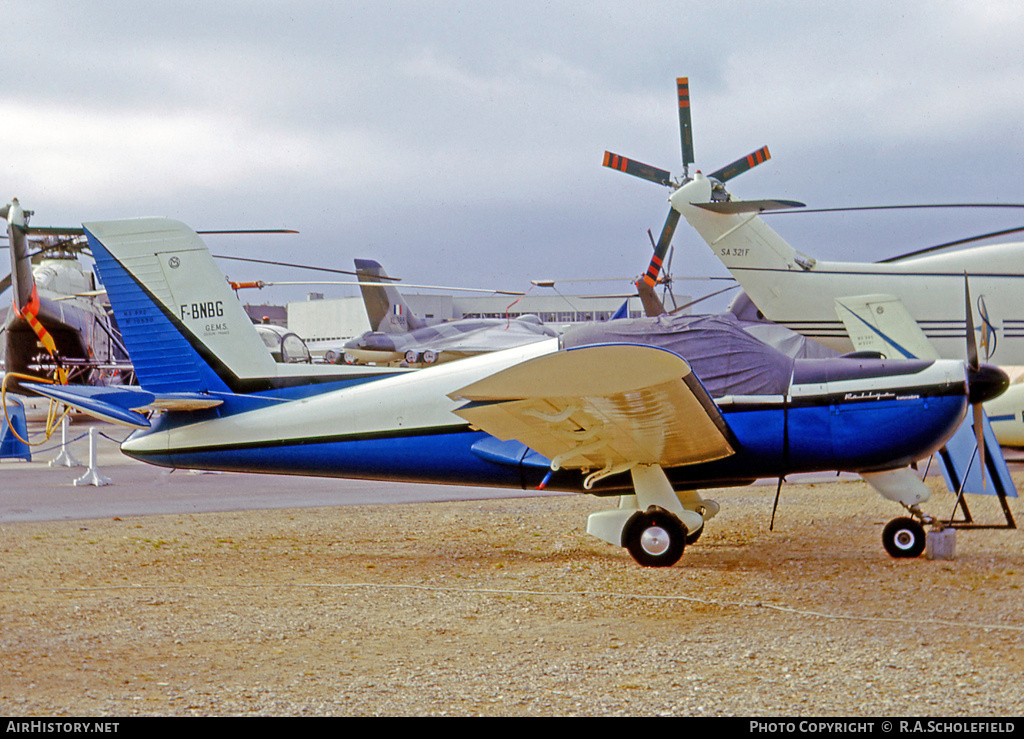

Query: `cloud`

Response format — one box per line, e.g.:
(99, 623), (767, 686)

(4, 0), (1024, 301)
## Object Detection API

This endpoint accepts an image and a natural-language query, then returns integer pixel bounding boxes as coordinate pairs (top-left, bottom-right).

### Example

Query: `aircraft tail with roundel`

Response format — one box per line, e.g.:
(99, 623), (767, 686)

(354, 258), (429, 333)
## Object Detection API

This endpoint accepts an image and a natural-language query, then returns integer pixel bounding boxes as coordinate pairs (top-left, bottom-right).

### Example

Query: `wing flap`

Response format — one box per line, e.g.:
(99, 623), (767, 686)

(449, 344), (735, 469)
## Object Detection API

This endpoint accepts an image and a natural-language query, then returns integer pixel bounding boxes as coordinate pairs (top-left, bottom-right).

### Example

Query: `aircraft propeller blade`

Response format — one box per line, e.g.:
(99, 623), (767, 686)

(602, 151), (673, 187)
(974, 401), (986, 490)
(963, 273), (984, 487)
(961, 273), (1011, 490)
(965, 274), (979, 372)
(677, 77), (695, 173)
(707, 146), (772, 183)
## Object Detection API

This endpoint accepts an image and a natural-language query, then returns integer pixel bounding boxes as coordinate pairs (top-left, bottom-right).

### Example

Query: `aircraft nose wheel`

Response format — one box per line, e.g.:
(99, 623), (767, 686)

(882, 517), (926, 559)
(623, 507), (687, 567)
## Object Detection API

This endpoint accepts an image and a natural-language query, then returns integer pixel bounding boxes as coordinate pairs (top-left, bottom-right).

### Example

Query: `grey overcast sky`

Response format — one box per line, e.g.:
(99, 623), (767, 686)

(5, 1), (1024, 308)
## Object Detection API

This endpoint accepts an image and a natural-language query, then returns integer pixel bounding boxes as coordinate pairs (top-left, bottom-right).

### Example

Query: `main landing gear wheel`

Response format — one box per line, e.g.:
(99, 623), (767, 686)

(623, 507), (687, 567)
(882, 517), (926, 559)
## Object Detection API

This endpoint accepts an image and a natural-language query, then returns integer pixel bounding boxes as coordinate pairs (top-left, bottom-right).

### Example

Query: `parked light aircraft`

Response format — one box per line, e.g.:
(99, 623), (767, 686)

(26, 217), (1009, 565)
(328, 259), (559, 366)
(1, 198), (130, 391)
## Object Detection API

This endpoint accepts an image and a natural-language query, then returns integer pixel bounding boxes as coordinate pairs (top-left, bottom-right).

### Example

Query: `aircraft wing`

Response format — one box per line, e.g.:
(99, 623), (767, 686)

(448, 344), (735, 471)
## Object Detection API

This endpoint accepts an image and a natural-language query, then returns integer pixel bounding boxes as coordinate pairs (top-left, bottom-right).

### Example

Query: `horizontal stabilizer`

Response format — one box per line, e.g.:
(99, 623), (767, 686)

(693, 199), (806, 214)
(449, 344), (735, 470)
(25, 383), (223, 429)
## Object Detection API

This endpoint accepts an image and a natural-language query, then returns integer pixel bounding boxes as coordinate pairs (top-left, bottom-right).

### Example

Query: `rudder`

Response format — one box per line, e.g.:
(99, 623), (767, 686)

(84, 218), (278, 394)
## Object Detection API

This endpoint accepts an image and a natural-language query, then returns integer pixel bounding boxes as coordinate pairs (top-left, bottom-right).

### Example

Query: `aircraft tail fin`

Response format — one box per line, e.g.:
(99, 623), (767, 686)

(354, 259), (424, 333)
(83, 218), (279, 394)
(671, 175), (817, 274)
(636, 277), (666, 318)
(833, 294), (939, 360)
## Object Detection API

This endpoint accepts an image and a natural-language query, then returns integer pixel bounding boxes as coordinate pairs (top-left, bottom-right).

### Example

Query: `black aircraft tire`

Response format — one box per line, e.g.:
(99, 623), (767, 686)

(623, 507), (686, 567)
(882, 517), (926, 559)
(685, 523), (704, 546)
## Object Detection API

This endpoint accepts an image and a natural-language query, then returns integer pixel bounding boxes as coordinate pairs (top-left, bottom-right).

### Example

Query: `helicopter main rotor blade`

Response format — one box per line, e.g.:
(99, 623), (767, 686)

(602, 151), (673, 187)
(707, 146), (771, 183)
(253, 280), (525, 296)
(877, 225), (1024, 264)
(197, 229), (299, 234)
(211, 255), (400, 281)
(766, 202), (1024, 215)
(5, 227), (298, 238)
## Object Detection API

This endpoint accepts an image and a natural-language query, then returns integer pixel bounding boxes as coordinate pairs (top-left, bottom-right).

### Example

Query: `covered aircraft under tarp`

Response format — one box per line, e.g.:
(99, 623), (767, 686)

(562, 311), (836, 399)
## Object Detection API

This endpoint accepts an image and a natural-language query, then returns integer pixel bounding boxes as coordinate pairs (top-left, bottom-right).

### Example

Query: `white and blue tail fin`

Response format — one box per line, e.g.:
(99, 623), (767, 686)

(84, 218), (278, 394)
(834, 294), (939, 360)
(354, 258), (425, 333)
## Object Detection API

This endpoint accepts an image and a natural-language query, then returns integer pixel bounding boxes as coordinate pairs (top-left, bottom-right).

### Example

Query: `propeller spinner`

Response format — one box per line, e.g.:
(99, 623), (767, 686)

(603, 77), (773, 297)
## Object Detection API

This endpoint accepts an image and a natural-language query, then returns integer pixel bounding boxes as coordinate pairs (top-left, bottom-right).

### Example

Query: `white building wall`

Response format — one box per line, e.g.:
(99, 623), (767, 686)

(286, 293), (688, 340)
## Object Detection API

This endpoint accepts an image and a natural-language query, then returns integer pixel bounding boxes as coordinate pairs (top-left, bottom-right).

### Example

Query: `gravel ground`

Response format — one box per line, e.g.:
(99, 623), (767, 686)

(1, 473), (1022, 717)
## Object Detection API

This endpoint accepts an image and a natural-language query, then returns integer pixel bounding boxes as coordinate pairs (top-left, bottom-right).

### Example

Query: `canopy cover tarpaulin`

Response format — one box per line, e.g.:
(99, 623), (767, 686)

(561, 313), (836, 399)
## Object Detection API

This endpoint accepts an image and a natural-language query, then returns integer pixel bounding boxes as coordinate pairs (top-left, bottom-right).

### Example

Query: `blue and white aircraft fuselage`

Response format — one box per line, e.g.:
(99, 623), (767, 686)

(28, 218), (1005, 566)
(119, 344), (968, 493)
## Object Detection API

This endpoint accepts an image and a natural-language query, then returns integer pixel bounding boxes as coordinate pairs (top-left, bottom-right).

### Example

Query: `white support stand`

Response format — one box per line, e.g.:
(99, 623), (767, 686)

(49, 416), (84, 468)
(73, 427), (111, 487)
